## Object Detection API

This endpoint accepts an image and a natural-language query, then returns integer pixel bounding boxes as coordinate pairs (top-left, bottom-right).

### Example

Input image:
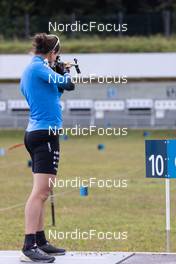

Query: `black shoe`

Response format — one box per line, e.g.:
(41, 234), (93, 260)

(20, 245), (55, 263)
(38, 242), (66, 256)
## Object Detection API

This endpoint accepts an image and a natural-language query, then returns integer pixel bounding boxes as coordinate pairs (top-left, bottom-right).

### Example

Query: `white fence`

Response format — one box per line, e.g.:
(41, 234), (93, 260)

(0, 99), (176, 129)
(1, 99), (176, 112)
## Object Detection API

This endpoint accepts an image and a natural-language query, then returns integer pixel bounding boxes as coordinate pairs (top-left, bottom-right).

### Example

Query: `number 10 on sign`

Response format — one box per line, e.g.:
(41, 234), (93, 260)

(145, 140), (176, 252)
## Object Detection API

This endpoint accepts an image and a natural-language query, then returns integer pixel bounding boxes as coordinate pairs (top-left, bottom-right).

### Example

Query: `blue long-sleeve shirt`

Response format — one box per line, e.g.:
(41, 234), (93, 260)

(20, 55), (70, 132)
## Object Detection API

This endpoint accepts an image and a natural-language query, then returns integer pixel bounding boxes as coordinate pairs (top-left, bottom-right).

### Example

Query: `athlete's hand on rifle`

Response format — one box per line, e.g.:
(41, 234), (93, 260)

(55, 60), (72, 75)
(52, 56), (81, 94)
(54, 56), (81, 75)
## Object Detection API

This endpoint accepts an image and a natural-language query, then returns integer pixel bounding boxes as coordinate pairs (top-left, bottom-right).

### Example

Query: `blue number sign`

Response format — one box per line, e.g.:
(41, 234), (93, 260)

(145, 140), (176, 178)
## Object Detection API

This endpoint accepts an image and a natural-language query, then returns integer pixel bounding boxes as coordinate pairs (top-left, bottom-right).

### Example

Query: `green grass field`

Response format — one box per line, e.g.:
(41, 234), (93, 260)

(1, 130), (176, 252)
(0, 35), (176, 54)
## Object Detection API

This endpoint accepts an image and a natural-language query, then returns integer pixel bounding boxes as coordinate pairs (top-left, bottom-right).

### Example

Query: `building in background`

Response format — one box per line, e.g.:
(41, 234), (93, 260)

(0, 53), (175, 129)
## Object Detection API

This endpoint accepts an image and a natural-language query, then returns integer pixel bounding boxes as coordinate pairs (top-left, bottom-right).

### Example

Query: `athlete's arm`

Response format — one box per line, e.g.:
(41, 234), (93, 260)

(59, 73), (75, 91)
(36, 63), (75, 91)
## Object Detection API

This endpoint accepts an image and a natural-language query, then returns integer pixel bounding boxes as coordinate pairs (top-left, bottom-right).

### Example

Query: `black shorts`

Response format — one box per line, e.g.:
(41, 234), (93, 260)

(24, 130), (60, 175)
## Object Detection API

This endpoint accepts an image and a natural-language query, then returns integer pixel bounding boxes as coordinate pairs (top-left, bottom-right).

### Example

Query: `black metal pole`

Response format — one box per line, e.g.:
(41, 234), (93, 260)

(50, 190), (55, 226)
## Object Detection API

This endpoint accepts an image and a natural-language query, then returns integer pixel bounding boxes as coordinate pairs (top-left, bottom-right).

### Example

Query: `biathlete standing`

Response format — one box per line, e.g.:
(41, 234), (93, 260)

(20, 33), (74, 263)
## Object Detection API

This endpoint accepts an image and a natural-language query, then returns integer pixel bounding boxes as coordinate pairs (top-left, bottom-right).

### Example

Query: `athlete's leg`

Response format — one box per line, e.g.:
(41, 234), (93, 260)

(21, 173), (56, 263)
(37, 174), (55, 231)
(37, 203), (45, 232)
(22, 129), (64, 260)
(25, 173), (55, 234)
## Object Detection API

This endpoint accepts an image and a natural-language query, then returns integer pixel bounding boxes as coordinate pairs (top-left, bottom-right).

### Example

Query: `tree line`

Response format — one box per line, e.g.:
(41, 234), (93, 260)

(0, 0), (174, 38)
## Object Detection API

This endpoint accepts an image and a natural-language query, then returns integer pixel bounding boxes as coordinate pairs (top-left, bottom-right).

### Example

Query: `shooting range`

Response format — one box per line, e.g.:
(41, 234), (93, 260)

(0, 1), (176, 264)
